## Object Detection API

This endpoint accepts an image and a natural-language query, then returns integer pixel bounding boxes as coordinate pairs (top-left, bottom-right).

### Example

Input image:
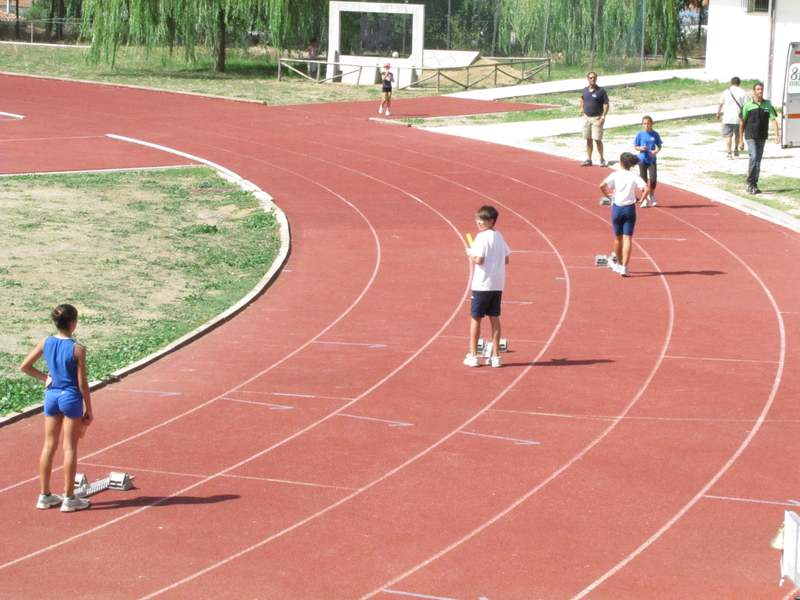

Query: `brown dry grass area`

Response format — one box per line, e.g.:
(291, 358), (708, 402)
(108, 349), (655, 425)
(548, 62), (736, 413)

(0, 169), (249, 357)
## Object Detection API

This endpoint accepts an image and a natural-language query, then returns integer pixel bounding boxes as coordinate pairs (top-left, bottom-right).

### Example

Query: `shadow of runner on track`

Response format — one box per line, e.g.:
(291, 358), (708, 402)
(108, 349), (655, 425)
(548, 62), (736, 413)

(635, 270), (726, 277)
(87, 494), (240, 511)
(533, 358), (615, 367)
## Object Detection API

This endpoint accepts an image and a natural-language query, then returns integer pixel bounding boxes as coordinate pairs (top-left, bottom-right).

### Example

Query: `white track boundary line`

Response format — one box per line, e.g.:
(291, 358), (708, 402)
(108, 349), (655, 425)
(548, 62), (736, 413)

(398, 137), (786, 596)
(0, 152), (386, 568)
(568, 202), (787, 600)
(130, 144), (568, 599)
(262, 134), (679, 599)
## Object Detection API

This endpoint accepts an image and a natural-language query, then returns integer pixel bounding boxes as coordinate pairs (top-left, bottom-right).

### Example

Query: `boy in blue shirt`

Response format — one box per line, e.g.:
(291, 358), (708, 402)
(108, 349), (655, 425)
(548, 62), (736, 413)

(634, 116), (662, 207)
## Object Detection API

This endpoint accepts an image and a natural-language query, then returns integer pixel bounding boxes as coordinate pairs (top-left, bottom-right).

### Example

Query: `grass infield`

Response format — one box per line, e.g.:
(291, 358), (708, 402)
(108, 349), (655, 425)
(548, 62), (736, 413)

(0, 167), (281, 416)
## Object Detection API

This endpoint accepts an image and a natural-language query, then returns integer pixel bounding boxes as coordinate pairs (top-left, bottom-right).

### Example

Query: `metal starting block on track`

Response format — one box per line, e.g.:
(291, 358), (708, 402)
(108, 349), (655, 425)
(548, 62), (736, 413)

(599, 197), (612, 205)
(74, 472), (135, 498)
(477, 338), (508, 357)
(595, 255), (609, 267)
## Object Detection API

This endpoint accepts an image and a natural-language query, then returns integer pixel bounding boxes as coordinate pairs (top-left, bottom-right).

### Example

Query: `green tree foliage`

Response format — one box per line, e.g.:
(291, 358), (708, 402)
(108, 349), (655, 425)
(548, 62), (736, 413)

(502, 0), (681, 65)
(79, 0), (684, 72)
(82, 0), (326, 72)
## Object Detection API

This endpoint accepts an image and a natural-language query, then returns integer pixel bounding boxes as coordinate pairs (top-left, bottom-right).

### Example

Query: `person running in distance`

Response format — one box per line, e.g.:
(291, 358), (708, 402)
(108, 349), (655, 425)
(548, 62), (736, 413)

(20, 304), (93, 512)
(599, 153), (650, 277)
(464, 206), (512, 368)
(634, 116), (662, 207)
(379, 63), (394, 116)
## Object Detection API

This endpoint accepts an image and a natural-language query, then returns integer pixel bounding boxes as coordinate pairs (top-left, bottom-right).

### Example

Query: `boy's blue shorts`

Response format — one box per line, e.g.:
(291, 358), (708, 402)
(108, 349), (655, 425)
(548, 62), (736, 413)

(612, 204), (637, 236)
(44, 387), (84, 419)
(471, 290), (503, 318)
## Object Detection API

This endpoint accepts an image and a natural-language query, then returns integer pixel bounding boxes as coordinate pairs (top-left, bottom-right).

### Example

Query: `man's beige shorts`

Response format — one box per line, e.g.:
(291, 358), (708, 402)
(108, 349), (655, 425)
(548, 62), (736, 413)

(582, 115), (604, 141)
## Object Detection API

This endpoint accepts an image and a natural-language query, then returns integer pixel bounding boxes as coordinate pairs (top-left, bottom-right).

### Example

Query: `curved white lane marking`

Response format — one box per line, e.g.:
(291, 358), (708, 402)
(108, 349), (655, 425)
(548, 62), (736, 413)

(568, 209), (786, 599)
(129, 140), (573, 600)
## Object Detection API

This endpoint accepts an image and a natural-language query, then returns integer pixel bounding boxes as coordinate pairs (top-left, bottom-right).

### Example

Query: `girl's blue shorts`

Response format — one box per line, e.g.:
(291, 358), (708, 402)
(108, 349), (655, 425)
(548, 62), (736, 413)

(612, 204), (637, 236)
(44, 387), (84, 419)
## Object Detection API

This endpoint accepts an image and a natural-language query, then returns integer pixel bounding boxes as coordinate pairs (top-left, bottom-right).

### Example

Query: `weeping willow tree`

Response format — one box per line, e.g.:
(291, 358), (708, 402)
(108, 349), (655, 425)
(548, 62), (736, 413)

(503, 0), (680, 66)
(82, 0), (325, 72)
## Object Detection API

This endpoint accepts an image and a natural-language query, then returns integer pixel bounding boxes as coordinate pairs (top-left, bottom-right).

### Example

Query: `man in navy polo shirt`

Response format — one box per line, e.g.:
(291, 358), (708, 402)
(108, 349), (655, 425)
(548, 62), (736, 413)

(580, 72), (610, 167)
(739, 82), (781, 194)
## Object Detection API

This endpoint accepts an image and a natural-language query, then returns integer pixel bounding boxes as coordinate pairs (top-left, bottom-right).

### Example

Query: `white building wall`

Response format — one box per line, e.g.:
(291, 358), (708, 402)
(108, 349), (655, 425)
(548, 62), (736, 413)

(706, 0), (771, 82)
(706, 0), (800, 104)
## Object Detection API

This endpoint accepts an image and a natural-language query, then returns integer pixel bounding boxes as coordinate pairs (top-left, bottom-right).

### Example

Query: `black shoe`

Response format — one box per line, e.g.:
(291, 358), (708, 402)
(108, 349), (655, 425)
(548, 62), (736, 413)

(599, 159), (607, 167)
(580, 160), (592, 167)
(753, 187), (762, 194)
(746, 186), (756, 194)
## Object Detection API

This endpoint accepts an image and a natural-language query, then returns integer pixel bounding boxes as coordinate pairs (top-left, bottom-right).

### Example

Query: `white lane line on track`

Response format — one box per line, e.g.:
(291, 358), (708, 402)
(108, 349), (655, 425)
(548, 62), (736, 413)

(4, 135), (516, 591)
(430, 140), (785, 598)
(0, 141), (384, 562)
(221, 397), (293, 409)
(704, 495), (800, 507)
(568, 208), (786, 600)
(384, 590), (469, 600)
(128, 139), (570, 600)
(237, 390), (355, 401)
(361, 135), (787, 596)
(336, 137), (675, 600)
(312, 340), (388, 348)
(338, 414), (414, 427)
(489, 408), (800, 423)
(303, 136), (677, 598)
(0, 135), (104, 143)
(79, 462), (359, 490)
(458, 431), (539, 445)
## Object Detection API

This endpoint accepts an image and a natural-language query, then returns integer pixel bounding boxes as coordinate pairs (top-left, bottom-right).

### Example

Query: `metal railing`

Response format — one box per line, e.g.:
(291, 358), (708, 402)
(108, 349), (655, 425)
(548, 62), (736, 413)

(279, 57), (551, 91)
(413, 57), (551, 91)
(0, 17), (82, 43)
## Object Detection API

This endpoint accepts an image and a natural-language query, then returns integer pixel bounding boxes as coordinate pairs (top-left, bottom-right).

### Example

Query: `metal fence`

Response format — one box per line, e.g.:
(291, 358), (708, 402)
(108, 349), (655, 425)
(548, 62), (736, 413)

(0, 17), (82, 43)
(279, 57), (551, 91)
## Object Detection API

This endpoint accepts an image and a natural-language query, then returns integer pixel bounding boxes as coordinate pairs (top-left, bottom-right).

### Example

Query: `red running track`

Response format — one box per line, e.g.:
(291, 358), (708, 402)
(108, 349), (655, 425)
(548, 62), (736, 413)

(1, 74), (800, 600)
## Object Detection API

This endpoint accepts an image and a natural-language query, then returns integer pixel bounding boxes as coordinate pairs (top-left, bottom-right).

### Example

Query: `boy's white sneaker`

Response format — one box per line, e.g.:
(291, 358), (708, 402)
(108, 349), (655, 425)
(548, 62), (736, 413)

(489, 356), (502, 368)
(61, 496), (90, 512)
(620, 265), (630, 277)
(463, 354), (479, 367)
(640, 199), (648, 208)
(650, 195), (658, 206)
(36, 494), (62, 509)
(385, 110), (391, 116)
(378, 106), (383, 114)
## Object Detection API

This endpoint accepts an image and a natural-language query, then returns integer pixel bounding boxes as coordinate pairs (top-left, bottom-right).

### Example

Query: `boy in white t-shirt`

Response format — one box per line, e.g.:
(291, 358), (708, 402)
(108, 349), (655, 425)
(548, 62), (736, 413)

(600, 152), (649, 277)
(464, 205), (512, 367)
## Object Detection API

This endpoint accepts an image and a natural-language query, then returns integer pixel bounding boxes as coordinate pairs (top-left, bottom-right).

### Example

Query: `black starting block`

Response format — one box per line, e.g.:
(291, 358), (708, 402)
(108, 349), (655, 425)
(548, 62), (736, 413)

(477, 338), (508, 356)
(599, 197), (612, 205)
(74, 471), (135, 498)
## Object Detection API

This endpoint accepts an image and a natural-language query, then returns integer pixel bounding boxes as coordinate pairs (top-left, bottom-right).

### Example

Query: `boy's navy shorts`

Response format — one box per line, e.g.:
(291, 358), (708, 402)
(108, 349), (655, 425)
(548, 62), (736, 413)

(44, 387), (84, 419)
(470, 290), (503, 318)
(612, 204), (637, 236)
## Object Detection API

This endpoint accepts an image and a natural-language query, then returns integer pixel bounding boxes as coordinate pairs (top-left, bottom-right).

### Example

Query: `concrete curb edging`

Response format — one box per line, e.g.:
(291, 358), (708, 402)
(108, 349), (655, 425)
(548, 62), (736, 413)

(0, 139), (291, 428)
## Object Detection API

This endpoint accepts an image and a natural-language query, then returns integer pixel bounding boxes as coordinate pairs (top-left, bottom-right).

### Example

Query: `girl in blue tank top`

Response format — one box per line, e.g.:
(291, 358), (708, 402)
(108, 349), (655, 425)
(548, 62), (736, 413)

(20, 304), (94, 512)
